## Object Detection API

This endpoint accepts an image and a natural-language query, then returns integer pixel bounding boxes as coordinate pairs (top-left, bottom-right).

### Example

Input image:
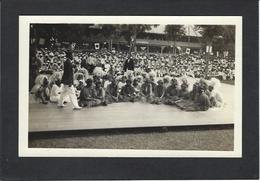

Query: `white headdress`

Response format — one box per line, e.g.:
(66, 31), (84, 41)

(209, 77), (221, 90)
(93, 67), (106, 77)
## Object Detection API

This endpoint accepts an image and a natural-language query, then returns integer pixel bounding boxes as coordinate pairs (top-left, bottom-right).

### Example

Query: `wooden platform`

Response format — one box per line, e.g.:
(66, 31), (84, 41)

(29, 84), (234, 132)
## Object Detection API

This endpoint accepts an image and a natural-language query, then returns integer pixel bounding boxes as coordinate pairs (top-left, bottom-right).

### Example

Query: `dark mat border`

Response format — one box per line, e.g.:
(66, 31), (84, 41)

(1, 0), (259, 179)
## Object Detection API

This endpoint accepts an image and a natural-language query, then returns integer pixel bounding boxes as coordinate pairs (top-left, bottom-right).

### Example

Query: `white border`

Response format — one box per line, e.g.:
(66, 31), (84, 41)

(19, 16), (242, 157)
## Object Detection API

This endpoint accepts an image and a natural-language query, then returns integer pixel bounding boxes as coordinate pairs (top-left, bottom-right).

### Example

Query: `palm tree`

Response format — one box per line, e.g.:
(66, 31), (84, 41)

(119, 24), (159, 53)
(194, 25), (235, 78)
(164, 25), (185, 54)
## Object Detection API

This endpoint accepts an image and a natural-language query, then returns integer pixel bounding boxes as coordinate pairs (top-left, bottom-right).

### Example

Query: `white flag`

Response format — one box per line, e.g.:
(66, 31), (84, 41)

(206, 45), (212, 53)
(94, 43), (100, 50)
(186, 48), (190, 54)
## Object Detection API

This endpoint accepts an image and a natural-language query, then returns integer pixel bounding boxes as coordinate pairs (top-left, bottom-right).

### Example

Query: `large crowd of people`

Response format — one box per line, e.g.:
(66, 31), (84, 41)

(30, 47), (232, 111)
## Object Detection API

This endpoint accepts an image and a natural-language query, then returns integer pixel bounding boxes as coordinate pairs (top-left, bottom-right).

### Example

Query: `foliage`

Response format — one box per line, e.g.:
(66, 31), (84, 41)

(194, 25), (235, 52)
(164, 25), (185, 41)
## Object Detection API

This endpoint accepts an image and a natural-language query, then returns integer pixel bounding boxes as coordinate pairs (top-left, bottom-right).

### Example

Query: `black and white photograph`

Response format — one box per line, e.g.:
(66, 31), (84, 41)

(19, 16), (242, 157)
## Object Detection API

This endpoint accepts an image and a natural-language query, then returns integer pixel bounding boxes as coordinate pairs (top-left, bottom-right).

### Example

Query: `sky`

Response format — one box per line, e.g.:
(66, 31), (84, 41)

(147, 25), (202, 37)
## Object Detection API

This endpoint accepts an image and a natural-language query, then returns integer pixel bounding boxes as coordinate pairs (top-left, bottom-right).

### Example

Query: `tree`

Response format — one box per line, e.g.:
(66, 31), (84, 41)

(222, 25), (235, 55)
(195, 25), (235, 53)
(30, 24), (94, 49)
(194, 25), (235, 78)
(194, 25), (221, 78)
(100, 24), (122, 50)
(97, 24), (158, 52)
(164, 25), (185, 54)
(118, 24), (159, 53)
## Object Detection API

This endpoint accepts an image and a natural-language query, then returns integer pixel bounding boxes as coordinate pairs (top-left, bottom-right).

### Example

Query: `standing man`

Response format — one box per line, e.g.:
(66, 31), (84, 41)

(58, 50), (82, 110)
(123, 54), (135, 72)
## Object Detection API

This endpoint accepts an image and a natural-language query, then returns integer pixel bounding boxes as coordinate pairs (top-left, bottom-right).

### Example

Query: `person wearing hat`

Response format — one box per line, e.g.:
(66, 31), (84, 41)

(119, 79), (136, 102)
(164, 78), (180, 105)
(123, 55), (135, 72)
(58, 50), (81, 110)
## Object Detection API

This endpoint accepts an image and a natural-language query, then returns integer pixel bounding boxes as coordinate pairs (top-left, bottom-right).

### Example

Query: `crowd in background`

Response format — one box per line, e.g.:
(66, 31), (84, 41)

(30, 48), (231, 111)
(31, 48), (235, 80)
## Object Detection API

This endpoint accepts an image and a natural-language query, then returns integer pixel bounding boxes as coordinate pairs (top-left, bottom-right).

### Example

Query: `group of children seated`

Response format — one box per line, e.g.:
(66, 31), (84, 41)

(31, 69), (223, 112)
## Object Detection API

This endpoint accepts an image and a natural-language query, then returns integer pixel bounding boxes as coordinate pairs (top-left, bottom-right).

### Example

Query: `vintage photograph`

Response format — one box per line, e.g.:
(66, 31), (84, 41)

(19, 16), (242, 157)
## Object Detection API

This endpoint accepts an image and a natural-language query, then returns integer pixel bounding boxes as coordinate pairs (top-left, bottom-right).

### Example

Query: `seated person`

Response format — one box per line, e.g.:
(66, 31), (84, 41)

(175, 81), (198, 110)
(199, 78), (210, 97)
(208, 78), (223, 107)
(151, 79), (166, 104)
(78, 79), (103, 108)
(197, 86), (211, 111)
(74, 73), (85, 89)
(136, 75), (143, 86)
(103, 74), (112, 90)
(95, 80), (107, 106)
(189, 82), (200, 102)
(48, 71), (63, 88)
(140, 78), (154, 103)
(176, 84), (210, 112)
(105, 78), (119, 103)
(179, 81), (190, 99)
(50, 79), (62, 103)
(119, 79), (138, 102)
(132, 78), (141, 100)
(118, 75), (127, 92)
(164, 78), (180, 105)
(76, 80), (85, 91)
(30, 74), (48, 94)
(163, 75), (171, 88)
(35, 77), (50, 104)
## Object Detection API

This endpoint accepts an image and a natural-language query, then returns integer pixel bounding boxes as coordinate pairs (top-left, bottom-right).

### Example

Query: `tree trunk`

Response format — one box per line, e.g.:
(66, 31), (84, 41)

(204, 42), (212, 79)
(204, 52), (209, 79)
(173, 35), (176, 55)
(110, 39), (112, 51)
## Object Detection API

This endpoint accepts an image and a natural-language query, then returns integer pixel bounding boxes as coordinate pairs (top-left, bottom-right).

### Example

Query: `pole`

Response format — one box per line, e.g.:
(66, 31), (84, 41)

(204, 43), (212, 79)
(173, 39), (176, 55)
(204, 51), (209, 79)
(110, 39), (112, 51)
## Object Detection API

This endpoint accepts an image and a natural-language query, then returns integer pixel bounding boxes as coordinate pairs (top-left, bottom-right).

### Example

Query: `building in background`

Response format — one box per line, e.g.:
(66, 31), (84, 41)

(30, 24), (203, 54)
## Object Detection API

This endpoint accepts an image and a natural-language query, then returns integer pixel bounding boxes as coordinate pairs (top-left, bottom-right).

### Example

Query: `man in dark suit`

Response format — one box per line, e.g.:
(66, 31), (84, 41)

(58, 50), (81, 110)
(123, 55), (135, 72)
(61, 51), (74, 86)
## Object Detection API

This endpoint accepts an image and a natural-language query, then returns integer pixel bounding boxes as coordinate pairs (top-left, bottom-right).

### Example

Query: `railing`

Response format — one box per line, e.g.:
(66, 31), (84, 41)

(136, 39), (202, 48)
